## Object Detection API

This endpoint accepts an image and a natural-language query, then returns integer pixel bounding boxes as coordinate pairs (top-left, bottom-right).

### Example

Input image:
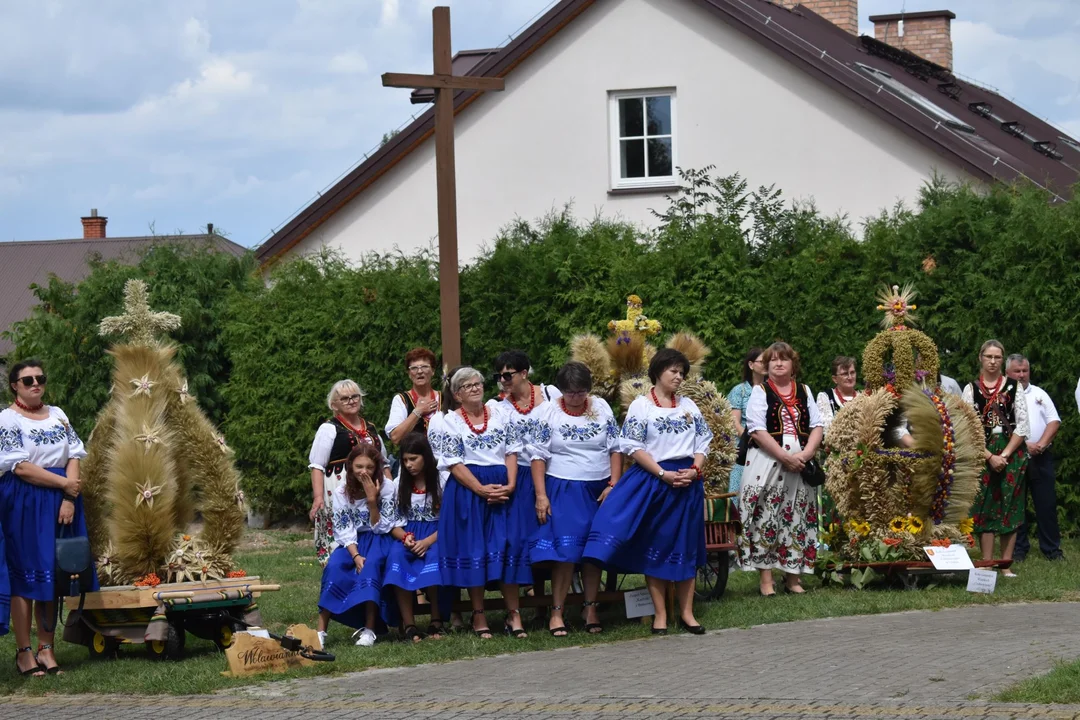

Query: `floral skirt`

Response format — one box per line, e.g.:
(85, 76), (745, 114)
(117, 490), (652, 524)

(971, 432), (1028, 535)
(314, 467), (346, 566)
(737, 436), (819, 574)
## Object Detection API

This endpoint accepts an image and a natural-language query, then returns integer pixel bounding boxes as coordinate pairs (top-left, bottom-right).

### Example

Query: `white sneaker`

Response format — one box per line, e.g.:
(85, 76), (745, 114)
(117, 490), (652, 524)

(352, 627), (376, 647)
(316, 630), (327, 648)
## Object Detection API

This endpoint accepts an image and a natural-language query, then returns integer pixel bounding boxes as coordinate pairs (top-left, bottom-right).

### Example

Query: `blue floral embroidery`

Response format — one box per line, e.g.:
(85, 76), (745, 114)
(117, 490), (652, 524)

(464, 427), (506, 452)
(510, 417), (543, 445)
(605, 417), (619, 440)
(445, 434), (465, 460)
(559, 422), (603, 442)
(693, 414), (710, 436)
(379, 496), (397, 524)
(406, 495), (439, 522)
(28, 424), (68, 446)
(66, 423), (82, 446)
(533, 421), (552, 444)
(0, 426), (22, 453)
(622, 416), (647, 443)
(333, 505), (369, 534)
(653, 415), (692, 435)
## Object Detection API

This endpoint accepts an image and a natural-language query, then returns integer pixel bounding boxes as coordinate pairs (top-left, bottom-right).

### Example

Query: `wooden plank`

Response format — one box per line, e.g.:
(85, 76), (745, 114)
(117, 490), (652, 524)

(66, 576), (265, 612)
(381, 72), (504, 91)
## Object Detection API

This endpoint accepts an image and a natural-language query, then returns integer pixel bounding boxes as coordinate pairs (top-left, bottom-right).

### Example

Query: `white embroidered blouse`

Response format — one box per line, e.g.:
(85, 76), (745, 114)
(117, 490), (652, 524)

(488, 384), (562, 466)
(0, 406), (87, 474)
(386, 475), (441, 526)
(527, 397), (619, 481)
(384, 391), (441, 437)
(436, 404), (523, 471)
(329, 479), (396, 548)
(619, 395), (713, 462)
(745, 384), (824, 436)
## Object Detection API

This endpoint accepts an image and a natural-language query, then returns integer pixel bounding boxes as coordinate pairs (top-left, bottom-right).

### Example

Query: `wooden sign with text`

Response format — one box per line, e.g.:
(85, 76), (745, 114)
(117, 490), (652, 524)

(223, 624), (322, 677)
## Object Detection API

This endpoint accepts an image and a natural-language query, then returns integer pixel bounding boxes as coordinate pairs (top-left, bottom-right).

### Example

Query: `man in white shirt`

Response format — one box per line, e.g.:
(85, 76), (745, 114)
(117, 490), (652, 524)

(1007, 355), (1064, 561)
(939, 374), (962, 396)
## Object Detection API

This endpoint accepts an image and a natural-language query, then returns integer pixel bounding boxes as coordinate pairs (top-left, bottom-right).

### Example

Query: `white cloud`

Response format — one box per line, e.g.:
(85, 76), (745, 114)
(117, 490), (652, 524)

(182, 18), (212, 59)
(380, 0), (399, 27)
(328, 50), (368, 74)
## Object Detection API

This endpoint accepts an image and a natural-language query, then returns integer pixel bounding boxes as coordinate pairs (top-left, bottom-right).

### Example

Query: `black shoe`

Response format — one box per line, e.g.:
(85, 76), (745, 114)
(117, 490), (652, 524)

(678, 620), (706, 635)
(1046, 553), (1065, 562)
(651, 625), (668, 635)
(1013, 553), (1027, 563)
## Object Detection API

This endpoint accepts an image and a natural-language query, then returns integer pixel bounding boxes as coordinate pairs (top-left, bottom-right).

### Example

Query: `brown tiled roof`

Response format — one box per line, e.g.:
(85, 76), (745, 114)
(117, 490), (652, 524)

(256, 0), (1079, 264)
(0, 234), (247, 357)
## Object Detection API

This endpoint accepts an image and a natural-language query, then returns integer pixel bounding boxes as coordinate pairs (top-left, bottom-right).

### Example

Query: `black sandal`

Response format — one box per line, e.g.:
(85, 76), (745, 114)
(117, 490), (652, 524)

(36, 644), (61, 675)
(582, 600), (603, 634)
(547, 604), (569, 637)
(471, 610), (493, 639)
(15, 647), (44, 678)
(503, 609), (528, 639)
(426, 620), (447, 639)
(402, 624), (425, 643)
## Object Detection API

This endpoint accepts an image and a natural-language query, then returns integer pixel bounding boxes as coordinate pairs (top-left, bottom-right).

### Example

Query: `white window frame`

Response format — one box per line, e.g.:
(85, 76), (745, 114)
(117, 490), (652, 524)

(608, 88), (678, 190)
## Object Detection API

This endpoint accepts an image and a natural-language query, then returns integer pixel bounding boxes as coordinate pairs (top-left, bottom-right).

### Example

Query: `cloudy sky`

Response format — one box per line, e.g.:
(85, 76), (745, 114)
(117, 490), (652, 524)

(1, 0), (1077, 247)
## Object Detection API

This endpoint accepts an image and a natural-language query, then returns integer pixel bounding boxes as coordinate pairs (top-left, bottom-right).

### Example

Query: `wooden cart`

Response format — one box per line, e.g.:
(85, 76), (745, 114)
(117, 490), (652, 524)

(819, 558), (1013, 590)
(695, 492), (740, 601)
(62, 577), (279, 661)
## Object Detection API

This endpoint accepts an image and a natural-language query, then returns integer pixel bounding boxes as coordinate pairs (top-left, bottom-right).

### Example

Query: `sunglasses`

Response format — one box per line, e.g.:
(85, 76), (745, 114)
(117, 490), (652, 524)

(493, 371), (522, 383)
(17, 375), (47, 388)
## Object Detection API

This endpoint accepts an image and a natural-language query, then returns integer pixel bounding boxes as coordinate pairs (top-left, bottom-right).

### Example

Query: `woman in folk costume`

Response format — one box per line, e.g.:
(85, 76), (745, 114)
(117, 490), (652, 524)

(528, 361), (621, 637)
(583, 349), (713, 636)
(727, 347), (764, 504)
(489, 350), (561, 603)
(738, 342), (823, 596)
(316, 443), (397, 648)
(816, 356), (859, 431)
(308, 379), (392, 565)
(963, 340), (1029, 577)
(0, 359), (95, 676)
(436, 366), (528, 639)
(385, 347), (441, 446)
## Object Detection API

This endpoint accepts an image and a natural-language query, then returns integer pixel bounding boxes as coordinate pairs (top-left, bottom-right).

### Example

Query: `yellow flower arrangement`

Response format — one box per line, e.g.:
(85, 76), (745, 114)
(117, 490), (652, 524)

(958, 517), (974, 534)
(855, 521), (871, 537)
(906, 516), (925, 534)
(889, 516), (908, 533)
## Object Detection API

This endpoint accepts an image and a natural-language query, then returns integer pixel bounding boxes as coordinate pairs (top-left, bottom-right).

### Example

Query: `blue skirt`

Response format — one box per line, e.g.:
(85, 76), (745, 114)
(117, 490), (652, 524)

(506, 465), (538, 583)
(384, 520), (441, 591)
(0, 468), (98, 602)
(318, 533), (394, 629)
(0, 519), (8, 636)
(529, 475), (607, 564)
(582, 458), (705, 582)
(439, 464), (532, 587)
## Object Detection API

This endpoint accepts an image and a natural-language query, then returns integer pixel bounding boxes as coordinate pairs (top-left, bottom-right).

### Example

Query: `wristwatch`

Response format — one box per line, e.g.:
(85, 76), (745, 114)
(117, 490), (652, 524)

(657, 469), (666, 480)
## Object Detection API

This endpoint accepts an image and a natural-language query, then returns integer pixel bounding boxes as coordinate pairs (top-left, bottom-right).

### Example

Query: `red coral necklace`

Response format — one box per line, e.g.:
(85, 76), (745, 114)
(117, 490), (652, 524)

(335, 415), (369, 441)
(460, 406), (489, 434)
(14, 399), (44, 413)
(768, 378), (798, 408)
(509, 384), (536, 415)
(650, 388), (677, 408)
(560, 397), (588, 417)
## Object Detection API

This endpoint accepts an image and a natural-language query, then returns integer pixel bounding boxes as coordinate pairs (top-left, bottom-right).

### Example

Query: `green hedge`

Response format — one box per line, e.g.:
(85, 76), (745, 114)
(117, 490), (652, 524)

(11, 173), (1079, 535)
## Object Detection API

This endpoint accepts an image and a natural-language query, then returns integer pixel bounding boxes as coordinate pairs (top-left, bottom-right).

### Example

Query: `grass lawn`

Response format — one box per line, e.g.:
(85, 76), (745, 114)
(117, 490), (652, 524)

(995, 658), (1080, 704)
(2, 531), (1077, 696)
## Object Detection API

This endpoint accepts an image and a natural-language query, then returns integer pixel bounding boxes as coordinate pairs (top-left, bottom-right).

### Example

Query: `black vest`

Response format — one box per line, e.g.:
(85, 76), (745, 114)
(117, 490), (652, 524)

(751, 382), (811, 447)
(326, 417), (383, 475)
(971, 378), (1019, 444)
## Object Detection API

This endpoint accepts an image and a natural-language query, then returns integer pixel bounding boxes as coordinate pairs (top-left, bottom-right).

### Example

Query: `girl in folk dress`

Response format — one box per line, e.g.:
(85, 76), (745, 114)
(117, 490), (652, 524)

(963, 340), (1029, 577)
(436, 367), (528, 639)
(0, 359), (95, 676)
(316, 444), (397, 648)
(308, 379), (392, 565)
(583, 349), (713, 635)
(528, 362), (621, 637)
(384, 432), (446, 642)
(738, 342), (823, 596)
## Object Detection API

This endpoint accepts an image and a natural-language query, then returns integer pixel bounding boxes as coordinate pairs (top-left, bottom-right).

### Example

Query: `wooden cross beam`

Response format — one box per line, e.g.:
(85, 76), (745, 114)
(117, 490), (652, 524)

(382, 6), (505, 371)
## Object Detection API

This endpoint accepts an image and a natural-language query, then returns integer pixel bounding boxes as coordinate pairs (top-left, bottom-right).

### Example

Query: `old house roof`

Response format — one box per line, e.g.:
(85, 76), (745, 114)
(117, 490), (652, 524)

(256, 0), (1079, 265)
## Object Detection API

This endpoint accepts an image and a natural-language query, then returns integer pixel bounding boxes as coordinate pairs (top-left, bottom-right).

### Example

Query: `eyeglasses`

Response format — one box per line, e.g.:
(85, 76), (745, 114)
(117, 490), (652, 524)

(494, 371), (522, 383)
(408, 365), (432, 374)
(563, 390), (589, 398)
(982, 355), (1003, 362)
(339, 394), (362, 403)
(18, 375), (47, 387)
(460, 382), (484, 392)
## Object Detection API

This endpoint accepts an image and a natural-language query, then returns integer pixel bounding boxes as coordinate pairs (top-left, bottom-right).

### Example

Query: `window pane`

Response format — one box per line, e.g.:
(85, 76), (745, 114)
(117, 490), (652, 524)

(620, 139), (645, 178)
(647, 138), (672, 177)
(646, 96), (671, 136)
(619, 98), (644, 137)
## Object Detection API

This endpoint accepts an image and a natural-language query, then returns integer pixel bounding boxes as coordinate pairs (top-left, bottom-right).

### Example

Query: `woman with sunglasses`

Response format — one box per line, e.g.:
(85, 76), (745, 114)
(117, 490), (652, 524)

(0, 359), (94, 676)
(308, 379), (392, 565)
(386, 348), (441, 445)
(489, 351), (561, 599)
(527, 361), (620, 636)
(436, 367), (527, 639)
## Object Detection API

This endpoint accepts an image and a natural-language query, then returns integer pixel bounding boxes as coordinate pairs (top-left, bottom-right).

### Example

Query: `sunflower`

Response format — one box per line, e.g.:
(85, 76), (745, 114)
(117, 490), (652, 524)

(855, 521), (872, 537)
(958, 517), (974, 535)
(889, 516), (908, 533)
(906, 516), (925, 534)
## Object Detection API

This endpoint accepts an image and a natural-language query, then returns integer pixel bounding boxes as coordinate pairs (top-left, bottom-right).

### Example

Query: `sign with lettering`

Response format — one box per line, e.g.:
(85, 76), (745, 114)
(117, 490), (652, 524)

(922, 545), (975, 571)
(966, 567), (997, 594)
(223, 624), (322, 677)
(623, 588), (656, 619)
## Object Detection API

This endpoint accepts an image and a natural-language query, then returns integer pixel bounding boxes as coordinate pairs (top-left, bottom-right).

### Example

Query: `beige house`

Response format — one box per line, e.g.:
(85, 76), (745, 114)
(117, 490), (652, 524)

(257, 0), (1077, 267)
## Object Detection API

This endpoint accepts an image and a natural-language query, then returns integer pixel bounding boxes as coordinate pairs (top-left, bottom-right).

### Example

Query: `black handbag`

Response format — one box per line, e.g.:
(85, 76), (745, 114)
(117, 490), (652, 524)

(735, 429), (750, 466)
(56, 525), (95, 598)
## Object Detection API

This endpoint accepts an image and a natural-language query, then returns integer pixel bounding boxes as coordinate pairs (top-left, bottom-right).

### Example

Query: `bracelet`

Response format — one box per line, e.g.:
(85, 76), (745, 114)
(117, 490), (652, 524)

(63, 493), (78, 503)
(403, 532), (415, 543)
(690, 464), (702, 479)
(413, 408), (423, 417)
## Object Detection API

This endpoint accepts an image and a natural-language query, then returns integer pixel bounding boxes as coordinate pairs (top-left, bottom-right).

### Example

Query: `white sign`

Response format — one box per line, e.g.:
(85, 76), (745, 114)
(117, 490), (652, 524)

(966, 568), (997, 594)
(623, 588), (656, 619)
(923, 545), (975, 570)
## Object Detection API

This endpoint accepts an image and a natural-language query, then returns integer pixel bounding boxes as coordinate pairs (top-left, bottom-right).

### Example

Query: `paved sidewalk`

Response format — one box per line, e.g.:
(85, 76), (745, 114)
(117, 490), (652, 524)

(3, 602), (1080, 719)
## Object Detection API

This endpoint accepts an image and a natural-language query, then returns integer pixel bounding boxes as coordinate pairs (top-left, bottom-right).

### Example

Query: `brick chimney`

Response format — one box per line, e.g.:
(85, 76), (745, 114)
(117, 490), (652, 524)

(81, 208), (107, 239)
(870, 10), (956, 69)
(778, 1), (859, 35)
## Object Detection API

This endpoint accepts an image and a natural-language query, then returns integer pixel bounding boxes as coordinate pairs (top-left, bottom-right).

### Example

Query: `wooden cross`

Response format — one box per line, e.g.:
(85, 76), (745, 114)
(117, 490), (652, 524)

(382, 6), (504, 370)
(99, 278), (182, 345)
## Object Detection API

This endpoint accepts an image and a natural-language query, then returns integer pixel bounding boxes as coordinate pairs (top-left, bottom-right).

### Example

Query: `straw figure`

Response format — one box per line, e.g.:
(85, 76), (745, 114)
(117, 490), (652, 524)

(81, 279), (245, 585)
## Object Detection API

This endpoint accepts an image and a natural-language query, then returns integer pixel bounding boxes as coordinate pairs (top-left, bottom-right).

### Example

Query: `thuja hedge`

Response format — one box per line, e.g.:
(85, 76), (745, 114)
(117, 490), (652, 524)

(11, 173), (1079, 534)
